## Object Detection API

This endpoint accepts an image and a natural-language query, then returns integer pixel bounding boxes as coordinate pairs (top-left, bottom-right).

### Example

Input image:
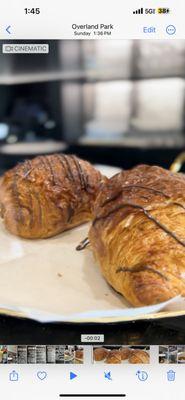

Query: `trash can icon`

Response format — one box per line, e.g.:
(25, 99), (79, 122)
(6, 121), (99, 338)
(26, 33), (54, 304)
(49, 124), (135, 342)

(167, 370), (176, 381)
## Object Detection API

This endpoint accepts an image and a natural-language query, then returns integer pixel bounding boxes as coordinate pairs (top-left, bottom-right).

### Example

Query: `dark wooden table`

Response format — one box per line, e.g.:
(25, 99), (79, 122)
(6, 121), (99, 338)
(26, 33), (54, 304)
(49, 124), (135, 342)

(0, 315), (185, 345)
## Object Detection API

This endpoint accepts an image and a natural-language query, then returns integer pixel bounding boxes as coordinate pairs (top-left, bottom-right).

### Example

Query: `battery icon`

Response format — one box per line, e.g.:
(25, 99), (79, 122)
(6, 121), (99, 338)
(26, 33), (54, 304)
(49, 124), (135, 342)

(157, 8), (170, 14)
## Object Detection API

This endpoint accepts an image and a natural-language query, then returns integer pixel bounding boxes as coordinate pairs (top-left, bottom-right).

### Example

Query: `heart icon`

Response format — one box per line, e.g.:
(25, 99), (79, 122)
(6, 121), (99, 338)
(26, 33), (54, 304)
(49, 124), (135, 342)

(37, 371), (47, 380)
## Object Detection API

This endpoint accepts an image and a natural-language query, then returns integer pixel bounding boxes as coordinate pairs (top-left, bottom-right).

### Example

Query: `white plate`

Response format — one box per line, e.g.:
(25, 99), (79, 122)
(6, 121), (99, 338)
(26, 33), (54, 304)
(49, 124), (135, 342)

(0, 165), (184, 323)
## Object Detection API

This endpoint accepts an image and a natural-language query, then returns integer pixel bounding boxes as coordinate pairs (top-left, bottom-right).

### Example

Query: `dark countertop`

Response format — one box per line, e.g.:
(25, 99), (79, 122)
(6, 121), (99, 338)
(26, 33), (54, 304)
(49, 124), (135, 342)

(1, 315), (185, 345)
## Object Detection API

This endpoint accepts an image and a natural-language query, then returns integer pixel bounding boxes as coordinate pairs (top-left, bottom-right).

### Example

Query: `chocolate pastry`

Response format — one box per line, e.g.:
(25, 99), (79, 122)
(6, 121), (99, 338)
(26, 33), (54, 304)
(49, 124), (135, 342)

(119, 347), (131, 360)
(93, 347), (109, 361)
(105, 350), (122, 364)
(89, 164), (185, 306)
(129, 350), (149, 364)
(75, 350), (83, 360)
(0, 154), (103, 239)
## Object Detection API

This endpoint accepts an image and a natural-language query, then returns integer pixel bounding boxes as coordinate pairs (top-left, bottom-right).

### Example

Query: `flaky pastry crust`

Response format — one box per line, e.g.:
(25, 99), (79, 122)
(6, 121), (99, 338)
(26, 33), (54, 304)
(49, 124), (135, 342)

(105, 350), (122, 364)
(129, 350), (149, 364)
(89, 165), (185, 306)
(93, 347), (109, 361)
(0, 154), (103, 239)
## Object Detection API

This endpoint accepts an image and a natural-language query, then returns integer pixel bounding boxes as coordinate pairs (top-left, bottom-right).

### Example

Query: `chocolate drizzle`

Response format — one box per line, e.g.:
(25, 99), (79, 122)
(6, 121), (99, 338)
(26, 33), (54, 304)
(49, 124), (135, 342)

(93, 201), (185, 248)
(23, 160), (34, 228)
(57, 154), (75, 182)
(121, 184), (170, 198)
(142, 207), (185, 247)
(76, 237), (90, 251)
(101, 184), (185, 211)
(49, 155), (62, 186)
(116, 265), (168, 280)
(71, 155), (87, 190)
(67, 205), (74, 222)
(63, 155), (75, 182)
(11, 165), (24, 227)
(101, 190), (123, 207)
(71, 155), (95, 194)
(39, 156), (55, 185)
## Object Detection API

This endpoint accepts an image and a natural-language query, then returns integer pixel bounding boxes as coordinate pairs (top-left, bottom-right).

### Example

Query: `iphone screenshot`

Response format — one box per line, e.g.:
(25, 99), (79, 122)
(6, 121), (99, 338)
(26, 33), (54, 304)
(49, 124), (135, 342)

(0, 0), (185, 398)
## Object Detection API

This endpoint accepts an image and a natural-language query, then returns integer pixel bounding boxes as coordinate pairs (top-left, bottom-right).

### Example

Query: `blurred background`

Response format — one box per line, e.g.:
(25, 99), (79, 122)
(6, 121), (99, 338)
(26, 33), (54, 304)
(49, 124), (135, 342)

(0, 39), (185, 171)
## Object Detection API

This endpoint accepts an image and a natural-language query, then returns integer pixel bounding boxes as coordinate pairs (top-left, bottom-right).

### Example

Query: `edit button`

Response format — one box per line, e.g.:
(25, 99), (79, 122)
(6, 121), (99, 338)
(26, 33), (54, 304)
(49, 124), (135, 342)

(143, 26), (156, 33)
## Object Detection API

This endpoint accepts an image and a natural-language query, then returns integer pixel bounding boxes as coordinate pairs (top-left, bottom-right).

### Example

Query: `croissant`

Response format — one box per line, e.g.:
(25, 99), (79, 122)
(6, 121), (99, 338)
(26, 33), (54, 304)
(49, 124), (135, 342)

(0, 154), (103, 239)
(75, 349), (83, 361)
(129, 350), (149, 364)
(119, 347), (131, 360)
(93, 347), (109, 361)
(89, 164), (185, 306)
(105, 350), (122, 364)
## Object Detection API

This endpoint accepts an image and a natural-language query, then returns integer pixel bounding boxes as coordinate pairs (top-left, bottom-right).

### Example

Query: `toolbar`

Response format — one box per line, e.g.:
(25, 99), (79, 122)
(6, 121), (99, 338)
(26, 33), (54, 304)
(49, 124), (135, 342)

(0, 0), (184, 39)
(0, 346), (184, 399)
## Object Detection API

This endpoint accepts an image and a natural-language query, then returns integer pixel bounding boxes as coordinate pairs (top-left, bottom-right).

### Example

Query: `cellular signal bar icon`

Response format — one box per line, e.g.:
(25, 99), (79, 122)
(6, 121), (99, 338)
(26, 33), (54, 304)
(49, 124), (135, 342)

(133, 7), (143, 14)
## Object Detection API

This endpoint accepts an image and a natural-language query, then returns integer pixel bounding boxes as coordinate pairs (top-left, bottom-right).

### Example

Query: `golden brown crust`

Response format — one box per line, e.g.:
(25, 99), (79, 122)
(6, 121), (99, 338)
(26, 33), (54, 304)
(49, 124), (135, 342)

(75, 350), (83, 360)
(105, 350), (122, 364)
(129, 350), (149, 364)
(89, 164), (185, 306)
(0, 154), (104, 239)
(119, 347), (131, 360)
(93, 347), (109, 361)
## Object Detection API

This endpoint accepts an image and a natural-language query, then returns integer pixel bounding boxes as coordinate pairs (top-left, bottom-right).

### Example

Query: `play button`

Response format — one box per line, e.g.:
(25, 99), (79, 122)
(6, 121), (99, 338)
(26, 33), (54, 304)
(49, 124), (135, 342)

(70, 372), (77, 380)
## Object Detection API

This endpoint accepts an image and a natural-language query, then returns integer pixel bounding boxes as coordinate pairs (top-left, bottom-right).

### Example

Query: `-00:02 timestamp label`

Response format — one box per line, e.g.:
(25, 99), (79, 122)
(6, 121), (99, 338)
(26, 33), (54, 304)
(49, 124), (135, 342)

(81, 334), (104, 343)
